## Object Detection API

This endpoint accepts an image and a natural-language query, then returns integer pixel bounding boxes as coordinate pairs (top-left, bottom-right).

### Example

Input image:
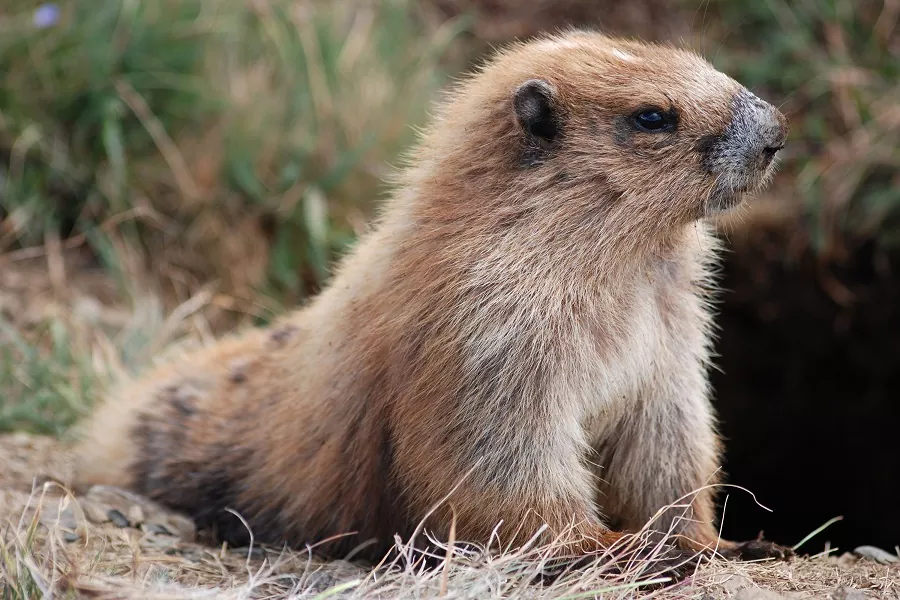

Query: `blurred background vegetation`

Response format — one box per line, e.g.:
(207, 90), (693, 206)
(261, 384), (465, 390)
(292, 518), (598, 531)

(0, 0), (898, 554)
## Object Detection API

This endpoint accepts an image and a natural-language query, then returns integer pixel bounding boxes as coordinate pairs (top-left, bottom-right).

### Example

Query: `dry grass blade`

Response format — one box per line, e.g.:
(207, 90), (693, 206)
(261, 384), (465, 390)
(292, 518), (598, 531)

(114, 79), (200, 201)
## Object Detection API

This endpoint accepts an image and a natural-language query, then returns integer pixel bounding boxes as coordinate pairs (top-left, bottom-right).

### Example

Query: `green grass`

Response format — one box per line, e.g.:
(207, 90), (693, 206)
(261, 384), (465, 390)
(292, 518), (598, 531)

(1, 0), (469, 308)
(0, 317), (99, 435)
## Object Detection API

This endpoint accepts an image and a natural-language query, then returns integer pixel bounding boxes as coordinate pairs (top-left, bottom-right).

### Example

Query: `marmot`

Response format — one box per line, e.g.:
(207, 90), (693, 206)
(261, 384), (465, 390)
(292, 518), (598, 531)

(72, 31), (791, 580)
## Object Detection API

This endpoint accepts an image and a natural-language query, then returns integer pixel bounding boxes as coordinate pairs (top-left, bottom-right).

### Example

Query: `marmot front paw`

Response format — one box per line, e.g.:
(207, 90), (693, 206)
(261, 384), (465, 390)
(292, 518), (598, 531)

(720, 538), (794, 561)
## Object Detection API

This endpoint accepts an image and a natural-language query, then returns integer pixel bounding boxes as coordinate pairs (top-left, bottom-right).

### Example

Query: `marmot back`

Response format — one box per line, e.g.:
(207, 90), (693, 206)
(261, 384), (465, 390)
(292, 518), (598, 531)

(73, 30), (791, 580)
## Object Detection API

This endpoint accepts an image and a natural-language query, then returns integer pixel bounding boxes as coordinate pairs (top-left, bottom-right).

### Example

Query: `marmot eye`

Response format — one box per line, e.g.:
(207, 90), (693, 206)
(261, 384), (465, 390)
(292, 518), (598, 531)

(633, 109), (677, 133)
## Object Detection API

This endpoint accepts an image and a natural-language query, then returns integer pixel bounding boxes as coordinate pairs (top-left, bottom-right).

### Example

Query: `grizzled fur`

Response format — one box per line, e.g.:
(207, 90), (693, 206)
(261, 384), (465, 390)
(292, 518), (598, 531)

(72, 31), (790, 579)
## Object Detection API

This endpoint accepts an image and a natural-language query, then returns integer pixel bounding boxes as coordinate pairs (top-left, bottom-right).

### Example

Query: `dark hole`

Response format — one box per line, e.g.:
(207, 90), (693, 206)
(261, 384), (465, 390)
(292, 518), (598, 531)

(712, 233), (900, 553)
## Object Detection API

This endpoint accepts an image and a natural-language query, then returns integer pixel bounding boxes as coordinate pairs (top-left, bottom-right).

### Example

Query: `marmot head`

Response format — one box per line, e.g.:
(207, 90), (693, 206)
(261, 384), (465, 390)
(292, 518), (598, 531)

(429, 31), (788, 228)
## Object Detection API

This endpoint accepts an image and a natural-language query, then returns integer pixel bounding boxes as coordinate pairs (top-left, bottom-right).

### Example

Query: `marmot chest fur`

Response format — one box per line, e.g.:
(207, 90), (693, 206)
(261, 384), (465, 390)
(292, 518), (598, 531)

(73, 30), (791, 578)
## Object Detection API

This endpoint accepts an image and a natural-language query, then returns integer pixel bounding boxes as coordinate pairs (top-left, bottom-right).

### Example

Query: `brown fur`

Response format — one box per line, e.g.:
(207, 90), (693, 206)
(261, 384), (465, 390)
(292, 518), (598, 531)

(72, 31), (790, 575)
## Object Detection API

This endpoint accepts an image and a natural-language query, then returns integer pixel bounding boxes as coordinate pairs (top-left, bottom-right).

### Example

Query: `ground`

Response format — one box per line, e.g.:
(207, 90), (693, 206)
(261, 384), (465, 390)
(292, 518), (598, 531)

(0, 432), (897, 599)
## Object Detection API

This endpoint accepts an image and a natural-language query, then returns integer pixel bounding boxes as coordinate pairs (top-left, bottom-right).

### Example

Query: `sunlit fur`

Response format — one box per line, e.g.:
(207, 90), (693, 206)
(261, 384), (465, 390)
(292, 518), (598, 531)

(71, 30), (789, 571)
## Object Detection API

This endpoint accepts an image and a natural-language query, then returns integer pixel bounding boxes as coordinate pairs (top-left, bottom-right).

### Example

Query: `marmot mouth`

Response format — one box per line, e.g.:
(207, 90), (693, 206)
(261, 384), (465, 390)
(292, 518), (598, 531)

(704, 181), (751, 216)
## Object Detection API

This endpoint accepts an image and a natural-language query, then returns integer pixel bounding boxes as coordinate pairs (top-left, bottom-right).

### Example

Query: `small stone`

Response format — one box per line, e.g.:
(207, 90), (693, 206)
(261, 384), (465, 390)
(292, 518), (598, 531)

(43, 502), (79, 530)
(853, 545), (898, 564)
(63, 531), (80, 543)
(735, 589), (789, 600)
(829, 586), (869, 600)
(144, 522), (174, 536)
(127, 504), (145, 525)
(144, 533), (181, 552)
(107, 509), (130, 528)
(234, 546), (265, 560)
(80, 501), (111, 524)
(162, 514), (197, 541)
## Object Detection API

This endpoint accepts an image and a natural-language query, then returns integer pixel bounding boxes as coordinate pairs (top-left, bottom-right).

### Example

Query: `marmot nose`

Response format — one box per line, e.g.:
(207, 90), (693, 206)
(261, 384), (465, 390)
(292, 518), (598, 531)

(763, 117), (788, 163)
(761, 143), (784, 166)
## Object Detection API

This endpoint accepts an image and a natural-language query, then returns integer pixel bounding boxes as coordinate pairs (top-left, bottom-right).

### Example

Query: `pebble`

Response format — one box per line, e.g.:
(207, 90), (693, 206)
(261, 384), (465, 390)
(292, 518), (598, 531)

(853, 545), (898, 564)
(63, 531), (80, 543)
(234, 546), (266, 561)
(127, 504), (145, 526)
(107, 508), (130, 528)
(81, 501), (111, 524)
(44, 502), (79, 531)
(144, 522), (174, 536)
(828, 586), (869, 600)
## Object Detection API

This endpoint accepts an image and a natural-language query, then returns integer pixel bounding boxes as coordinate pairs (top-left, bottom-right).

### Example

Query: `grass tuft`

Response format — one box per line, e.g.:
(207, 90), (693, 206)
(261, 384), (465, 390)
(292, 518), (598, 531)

(0, 317), (98, 436)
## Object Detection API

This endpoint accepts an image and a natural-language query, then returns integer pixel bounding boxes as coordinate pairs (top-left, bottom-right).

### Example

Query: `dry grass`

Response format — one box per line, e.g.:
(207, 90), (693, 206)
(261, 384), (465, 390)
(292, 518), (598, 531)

(0, 433), (897, 600)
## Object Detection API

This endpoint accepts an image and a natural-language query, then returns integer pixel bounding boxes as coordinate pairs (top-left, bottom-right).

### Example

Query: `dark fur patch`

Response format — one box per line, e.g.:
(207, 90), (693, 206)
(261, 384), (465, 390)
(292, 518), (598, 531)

(268, 324), (300, 349)
(519, 135), (562, 169)
(553, 171), (572, 184)
(132, 415), (290, 548)
(695, 134), (720, 172)
(129, 380), (291, 549)
(612, 116), (634, 147)
(162, 381), (200, 417)
(170, 394), (196, 417)
(228, 359), (249, 384)
(128, 376), (409, 562)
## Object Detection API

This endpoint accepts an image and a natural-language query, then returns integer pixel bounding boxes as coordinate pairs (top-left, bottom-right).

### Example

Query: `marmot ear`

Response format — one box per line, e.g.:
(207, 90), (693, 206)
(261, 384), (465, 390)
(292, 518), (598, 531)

(513, 79), (559, 142)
